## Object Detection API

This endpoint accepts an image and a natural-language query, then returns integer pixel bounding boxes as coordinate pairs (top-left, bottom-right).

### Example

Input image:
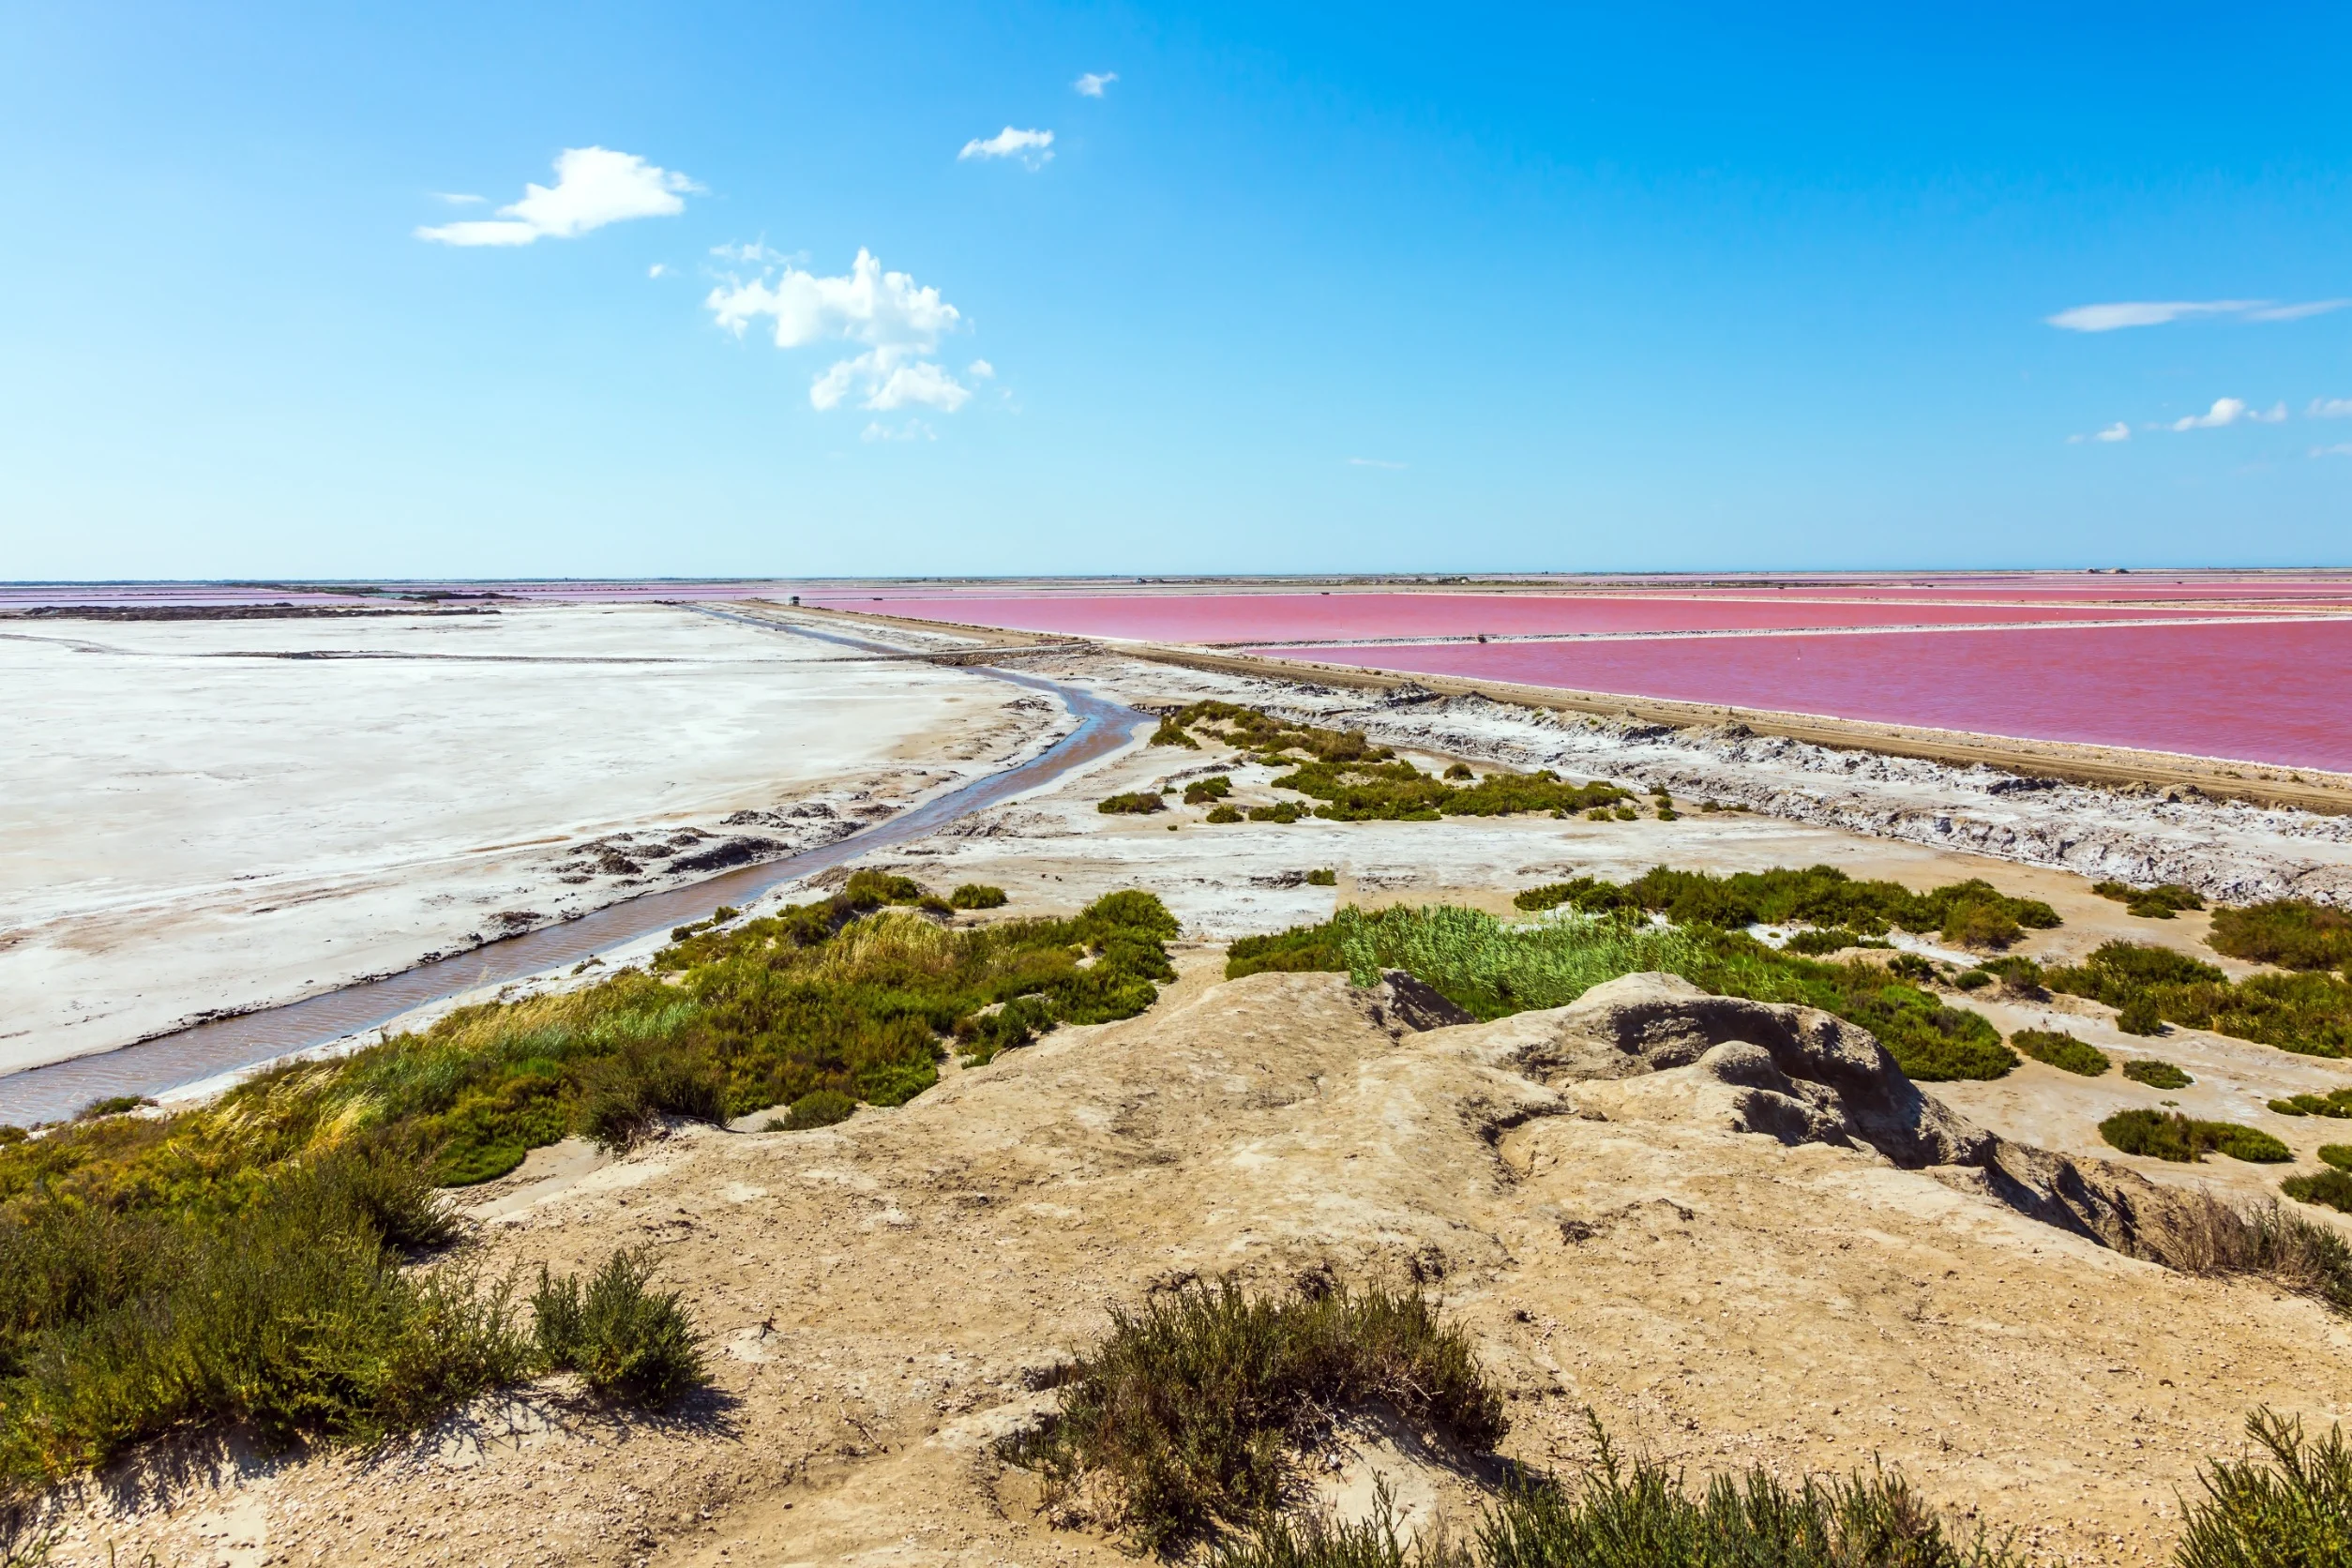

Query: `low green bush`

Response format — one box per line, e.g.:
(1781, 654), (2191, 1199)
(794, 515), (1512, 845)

(1205, 806), (1244, 823)
(531, 1248), (707, 1406)
(2177, 1408), (2352, 1568)
(1887, 952), (1938, 983)
(2012, 1030), (2112, 1077)
(2268, 1089), (2352, 1119)
(2101, 1109), (2292, 1164)
(1006, 1279), (1505, 1552)
(2093, 881), (2207, 919)
(2209, 899), (2352, 973)
(1613, 806), (1638, 821)
(1955, 968), (1992, 989)
(1100, 792), (1168, 815)
(948, 883), (1008, 910)
(1248, 802), (1310, 824)
(1785, 927), (1890, 956)
(1184, 776), (1234, 805)
(1444, 762), (1474, 780)
(1499, 866), (2058, 949)
(2283, 1168), (2352, 1216)
(2324, 1145), (2352, 1172)
(1305, 868), (1336, 886)
(2124, 1059), (2194, 1090)
(1149, 716), (1201, 749)
(776, 1088), (856, 1129)
(1586, 807), (1617, 822)
(2049, 942), (2352, 1058)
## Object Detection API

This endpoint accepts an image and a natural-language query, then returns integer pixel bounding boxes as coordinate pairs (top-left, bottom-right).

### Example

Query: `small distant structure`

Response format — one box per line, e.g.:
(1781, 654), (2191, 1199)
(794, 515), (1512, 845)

(789, 594), (801, 606)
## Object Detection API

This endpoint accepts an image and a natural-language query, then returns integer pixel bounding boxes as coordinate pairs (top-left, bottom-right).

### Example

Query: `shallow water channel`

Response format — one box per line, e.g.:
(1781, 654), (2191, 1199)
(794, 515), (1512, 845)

(0, 624), (1145, 1124)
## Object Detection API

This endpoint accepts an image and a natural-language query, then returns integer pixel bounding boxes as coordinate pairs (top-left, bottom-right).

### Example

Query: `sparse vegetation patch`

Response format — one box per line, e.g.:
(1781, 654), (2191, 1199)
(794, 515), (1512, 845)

(1233, 902), (2015, 1080)
(1505, 865), (2057, 950)
(2048, 942), (2352, 1058)
(1100, 791), (1168, 815)
(2093, 881), (2207, 919)
(2209, 898), (2352, 974)
(2268, 1089), (2352, 1119)
(2176, 1408), (2352, 1567)
(2124, 1059), (2194, 1090)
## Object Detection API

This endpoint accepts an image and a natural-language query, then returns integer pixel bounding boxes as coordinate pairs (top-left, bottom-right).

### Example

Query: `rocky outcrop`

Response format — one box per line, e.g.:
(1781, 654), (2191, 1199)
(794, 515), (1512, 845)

(1468, 971), (2209, 1259)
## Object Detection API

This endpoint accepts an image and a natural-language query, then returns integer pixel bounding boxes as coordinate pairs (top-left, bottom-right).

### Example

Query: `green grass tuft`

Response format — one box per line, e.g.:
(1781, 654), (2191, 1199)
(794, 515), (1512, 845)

(2093, 881), (2207, 919)
(948, 883), (1008, 910)
(2268, 1089), (2352, 1119)
(2209, 899), (2352, 975)
(2124, 1059), (2194, 1090)
(2283, 1168), (2352, 1216)
(1100, 792), (1169, 815)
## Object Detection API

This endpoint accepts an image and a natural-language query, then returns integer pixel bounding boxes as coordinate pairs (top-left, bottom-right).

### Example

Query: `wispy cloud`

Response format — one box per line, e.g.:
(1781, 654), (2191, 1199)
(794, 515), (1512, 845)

(968, 359), (996, 379)
(2313, 443), (2352, 458)
(1075, 71), (1118, 97)
(2160, 398), (2285, 431)
(2046, 297), (2350, 332)
(863, 418), (939, 443)
(958, 127), (1054, 166)
(2067, 422), (2132, 445)
(648, 263), (669, 279)
(706, 249), (974, 415)
(416, 147), (700, 247)
(430, 191), (486, 206)
(2309, 398), (2352, 419)
(1348, 457), (1409, 470)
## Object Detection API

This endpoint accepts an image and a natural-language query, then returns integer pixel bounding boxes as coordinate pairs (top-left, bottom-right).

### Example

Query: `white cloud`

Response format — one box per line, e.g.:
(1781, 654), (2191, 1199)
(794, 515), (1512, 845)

(707, 249), (973, 415)
(968, 358), (995, 379)
(863, 419), (938, 443)
(2312, 443), (2352, 458)
(711, 240), (797, 265)
(1075, 71), (1118, 97)
(648, 263), (668, 279)
(2068, 422), (2132, 445)
(2245, 299), (2352, 322)
(1347, 457), (1409, 469)
(430, 191), (486, 205)
(2310, 398), (2352, 418)
(2159, 398), (2285, 431)
(959, 127), (1054, 166)
(2046, 297), (2350, 331)
(416, 147), (700, 247)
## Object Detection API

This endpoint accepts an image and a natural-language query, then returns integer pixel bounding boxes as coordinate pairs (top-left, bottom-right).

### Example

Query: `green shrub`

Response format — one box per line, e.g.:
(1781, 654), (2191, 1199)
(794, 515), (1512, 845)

(1888, 952), (1937, 983)
(1206, 806), (1244, 823)
(2323, 1145), (2352, 1172)
(1184, 776), (1234, 805)
(2209, 899), (2352, 973)
(1613, 806), (1638, 821)
(2176, 1408), (2352, 1568)
(2268, 1089), (2352, 1119)
(1006, 1279), (1505, 1552)
(776, 1088), (856, 1129)
(531, 1248), (707, 1406)
(1498, 865), (2058, 946)
(1585, 807), (1616, 822)
(948, 883), (1008, 910)
(0, 1150), (526, 1489)
(1955, 969), (1992, 989)
(2283, 1169), (2352, 1216)
(2101, 1109), (2292, 1164)
(2049, 940), (2352, 1058)
(1305, 868), (1336, 886)
(1249, 802), (1310, 824)
(1785, 927), (1889, 956)
(2011, 1030), (2111, 1077)
(2124, 1059), (2194, 1090)
(1150, 716), (1201, 749)
(1100, 792), (1168, 815)
(2093, 881), (2207, 919)
(1444, 762), (1475, 780)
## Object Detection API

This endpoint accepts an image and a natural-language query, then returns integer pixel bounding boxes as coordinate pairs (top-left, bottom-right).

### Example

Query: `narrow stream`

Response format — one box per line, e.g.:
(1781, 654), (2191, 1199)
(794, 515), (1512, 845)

(0, 626), (1144, 1124)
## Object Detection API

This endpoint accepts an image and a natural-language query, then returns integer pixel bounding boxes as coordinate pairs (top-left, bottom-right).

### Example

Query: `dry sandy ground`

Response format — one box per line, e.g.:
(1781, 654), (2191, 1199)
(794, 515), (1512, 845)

(0, 605), (1065, 1074)
(41, 964), (2352, 1568)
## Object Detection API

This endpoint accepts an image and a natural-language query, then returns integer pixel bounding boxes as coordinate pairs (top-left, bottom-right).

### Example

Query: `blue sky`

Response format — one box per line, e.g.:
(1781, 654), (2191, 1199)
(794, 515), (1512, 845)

(5, 2), (2350, 578)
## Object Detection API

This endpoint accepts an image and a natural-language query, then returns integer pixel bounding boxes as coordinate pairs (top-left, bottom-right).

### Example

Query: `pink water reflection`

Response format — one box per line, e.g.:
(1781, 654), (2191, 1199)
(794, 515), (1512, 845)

(1255, 621), (2352, 774)
(805, 592), (2284, 642)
